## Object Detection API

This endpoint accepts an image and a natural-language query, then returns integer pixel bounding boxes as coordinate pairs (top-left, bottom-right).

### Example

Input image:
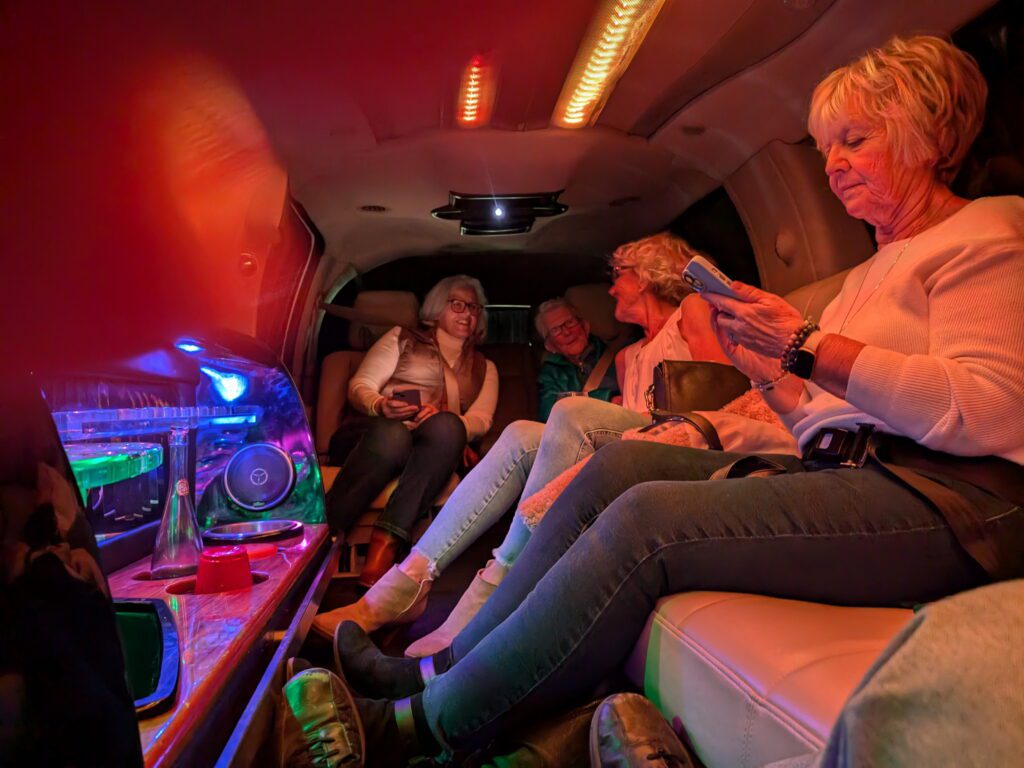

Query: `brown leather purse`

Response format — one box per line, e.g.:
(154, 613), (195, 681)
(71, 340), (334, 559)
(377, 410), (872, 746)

(642, 361), (752, 451)
(646, 360), (750, 417)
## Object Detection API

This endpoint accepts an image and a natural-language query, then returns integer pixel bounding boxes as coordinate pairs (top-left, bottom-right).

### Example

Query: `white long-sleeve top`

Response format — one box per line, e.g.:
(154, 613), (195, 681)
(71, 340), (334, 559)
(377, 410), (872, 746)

(348, 326), (499, 440)
(780, 196), (1024, 463)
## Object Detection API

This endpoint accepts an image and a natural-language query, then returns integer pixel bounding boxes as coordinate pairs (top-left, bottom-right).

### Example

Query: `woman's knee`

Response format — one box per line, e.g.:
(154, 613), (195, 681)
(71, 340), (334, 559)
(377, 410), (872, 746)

(546, 395), (601, 428)
(497, 420), (544, 454)
(363, 417), (413, 463)
(419, 410), (467, 446)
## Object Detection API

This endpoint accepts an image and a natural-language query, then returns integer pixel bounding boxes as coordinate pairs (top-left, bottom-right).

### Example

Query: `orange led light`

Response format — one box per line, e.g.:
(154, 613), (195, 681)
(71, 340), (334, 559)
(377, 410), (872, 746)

(456, 55), (496, 128)
(553, 0), (666, 129)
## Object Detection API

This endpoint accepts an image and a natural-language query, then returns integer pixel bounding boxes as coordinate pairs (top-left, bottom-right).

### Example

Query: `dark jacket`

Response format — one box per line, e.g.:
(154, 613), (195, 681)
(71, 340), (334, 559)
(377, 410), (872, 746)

(537, 336), (619, 422)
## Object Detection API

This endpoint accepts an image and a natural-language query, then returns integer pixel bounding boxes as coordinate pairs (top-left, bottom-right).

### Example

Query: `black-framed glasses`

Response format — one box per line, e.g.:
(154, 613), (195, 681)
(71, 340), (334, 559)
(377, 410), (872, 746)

(447, 298), (483, 316)
(546, 317), (581, 339)
(609, 264), (635, 280)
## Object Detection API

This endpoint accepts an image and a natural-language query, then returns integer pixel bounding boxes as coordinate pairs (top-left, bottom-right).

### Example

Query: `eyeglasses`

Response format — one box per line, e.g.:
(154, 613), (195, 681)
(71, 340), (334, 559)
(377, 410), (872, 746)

(545, 317), (581, 339)
(447, 298), (484, 316)
(609, 264), (635, 280)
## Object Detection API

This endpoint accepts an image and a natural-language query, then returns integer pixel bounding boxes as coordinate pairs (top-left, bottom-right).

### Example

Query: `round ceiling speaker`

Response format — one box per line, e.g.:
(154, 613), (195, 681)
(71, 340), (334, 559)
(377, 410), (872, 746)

(224, 443), (295, 512)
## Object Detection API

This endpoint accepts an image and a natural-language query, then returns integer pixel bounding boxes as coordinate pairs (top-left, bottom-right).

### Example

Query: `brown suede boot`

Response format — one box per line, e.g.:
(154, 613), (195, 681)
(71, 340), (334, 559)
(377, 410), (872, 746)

(312, 566), (431, 640)
(404, 558), (507, 658)
(359, 528), (402, 588)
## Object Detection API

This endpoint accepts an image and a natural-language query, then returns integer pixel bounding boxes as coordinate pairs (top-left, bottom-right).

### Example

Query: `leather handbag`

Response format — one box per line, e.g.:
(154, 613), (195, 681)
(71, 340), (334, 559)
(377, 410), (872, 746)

(640, 361), (751, 451)
(646, 360), (750, 418)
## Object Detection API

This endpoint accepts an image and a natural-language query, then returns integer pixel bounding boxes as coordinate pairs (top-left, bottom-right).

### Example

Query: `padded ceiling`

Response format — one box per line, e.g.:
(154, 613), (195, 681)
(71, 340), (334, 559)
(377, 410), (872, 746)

(6, 0), (998, 274)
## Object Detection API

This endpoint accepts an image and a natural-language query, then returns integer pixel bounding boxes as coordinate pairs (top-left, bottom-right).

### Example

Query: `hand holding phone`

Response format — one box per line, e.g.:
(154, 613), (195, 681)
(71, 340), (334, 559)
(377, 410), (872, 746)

(391, 389), (422, 408)
(682, 256), (740, 300)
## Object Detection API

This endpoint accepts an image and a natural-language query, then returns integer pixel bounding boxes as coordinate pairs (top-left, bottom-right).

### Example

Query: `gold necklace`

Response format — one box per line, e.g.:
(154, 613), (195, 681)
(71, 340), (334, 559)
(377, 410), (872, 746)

(838, 235), (915, 334)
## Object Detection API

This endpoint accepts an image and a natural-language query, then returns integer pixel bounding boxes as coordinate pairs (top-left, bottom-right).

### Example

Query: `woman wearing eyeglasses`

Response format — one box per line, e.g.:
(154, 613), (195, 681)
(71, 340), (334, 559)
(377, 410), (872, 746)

(313, 233), (729, 647)
(323, 275), (498, 586)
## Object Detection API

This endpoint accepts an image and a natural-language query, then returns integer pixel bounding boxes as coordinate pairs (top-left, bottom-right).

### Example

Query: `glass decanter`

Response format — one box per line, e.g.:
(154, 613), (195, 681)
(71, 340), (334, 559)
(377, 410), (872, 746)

(150, 425), (203, 579)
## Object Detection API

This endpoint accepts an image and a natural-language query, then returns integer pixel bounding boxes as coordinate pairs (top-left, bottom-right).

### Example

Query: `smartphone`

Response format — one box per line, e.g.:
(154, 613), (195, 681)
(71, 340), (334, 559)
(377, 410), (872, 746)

(682, 255), (740, 300)
(390, 389), (421, 408)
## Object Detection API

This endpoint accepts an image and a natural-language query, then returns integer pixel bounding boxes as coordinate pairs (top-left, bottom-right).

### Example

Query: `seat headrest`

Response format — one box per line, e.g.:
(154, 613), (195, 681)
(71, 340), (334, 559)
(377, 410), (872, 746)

(564, 283), (625, 343)
(784, 269), (851, 323)
(348, 291), (420, 350)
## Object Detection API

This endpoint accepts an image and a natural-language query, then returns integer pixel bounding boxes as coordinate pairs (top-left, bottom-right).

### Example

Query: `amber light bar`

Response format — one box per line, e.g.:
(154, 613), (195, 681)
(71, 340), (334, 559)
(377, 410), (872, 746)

(552, 0), (667, 129)
(456, 55), (497, 128)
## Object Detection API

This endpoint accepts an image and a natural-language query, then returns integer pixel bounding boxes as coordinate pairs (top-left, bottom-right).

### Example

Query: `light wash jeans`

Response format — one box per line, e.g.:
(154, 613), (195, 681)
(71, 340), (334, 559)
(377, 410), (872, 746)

(411, 397), (650, 578)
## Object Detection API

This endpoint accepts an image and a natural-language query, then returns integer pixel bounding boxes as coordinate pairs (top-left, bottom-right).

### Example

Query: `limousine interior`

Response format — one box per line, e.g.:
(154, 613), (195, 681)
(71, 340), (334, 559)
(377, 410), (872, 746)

(3, 0), (1022, 766)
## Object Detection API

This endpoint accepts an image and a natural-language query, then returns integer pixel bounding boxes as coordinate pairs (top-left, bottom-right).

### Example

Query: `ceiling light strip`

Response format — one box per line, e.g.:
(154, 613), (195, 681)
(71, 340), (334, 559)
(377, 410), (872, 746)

(552, 0), (667, 129)
(456, 55), (497, 128)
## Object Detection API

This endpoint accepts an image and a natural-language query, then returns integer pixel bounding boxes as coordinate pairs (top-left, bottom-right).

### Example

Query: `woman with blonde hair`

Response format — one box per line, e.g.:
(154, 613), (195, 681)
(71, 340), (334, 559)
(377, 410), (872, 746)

(288, 36), (1024, 766)
(312, 232), (728, 647)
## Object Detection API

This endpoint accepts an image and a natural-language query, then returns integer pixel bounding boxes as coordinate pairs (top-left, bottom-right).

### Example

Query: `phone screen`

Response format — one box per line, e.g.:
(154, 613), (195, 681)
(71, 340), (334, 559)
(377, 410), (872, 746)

(392, 389), (421, 408)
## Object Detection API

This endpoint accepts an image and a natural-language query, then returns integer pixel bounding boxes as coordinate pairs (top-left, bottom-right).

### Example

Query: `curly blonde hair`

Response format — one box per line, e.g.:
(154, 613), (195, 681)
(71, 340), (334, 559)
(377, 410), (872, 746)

(610, 232), (705, 305)
(808, 35), (987, 184)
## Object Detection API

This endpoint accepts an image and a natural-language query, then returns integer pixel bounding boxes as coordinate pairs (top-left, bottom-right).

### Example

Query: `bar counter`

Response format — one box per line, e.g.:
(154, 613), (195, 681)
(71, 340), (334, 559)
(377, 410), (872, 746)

(108, 523), (331, 768)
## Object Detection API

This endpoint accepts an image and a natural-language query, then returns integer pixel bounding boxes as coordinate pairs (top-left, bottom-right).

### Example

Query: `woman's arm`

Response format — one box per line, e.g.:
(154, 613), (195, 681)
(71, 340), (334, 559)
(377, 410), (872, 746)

(614, 347), (627, 396)
(347, 326), (402, 415)
(679, 294), (730, 364)
(839, 246), (1024, 455)
(461, 360), (500, 440)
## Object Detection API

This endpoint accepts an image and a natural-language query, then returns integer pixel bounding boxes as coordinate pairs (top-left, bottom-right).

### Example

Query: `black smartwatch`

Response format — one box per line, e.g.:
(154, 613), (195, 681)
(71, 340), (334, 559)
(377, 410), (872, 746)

(781, 322), (821, 379)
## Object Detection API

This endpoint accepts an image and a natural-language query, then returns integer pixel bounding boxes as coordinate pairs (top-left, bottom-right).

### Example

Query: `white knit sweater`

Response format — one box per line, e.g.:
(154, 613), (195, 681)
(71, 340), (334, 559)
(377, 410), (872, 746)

(780, 196), (1024, 464)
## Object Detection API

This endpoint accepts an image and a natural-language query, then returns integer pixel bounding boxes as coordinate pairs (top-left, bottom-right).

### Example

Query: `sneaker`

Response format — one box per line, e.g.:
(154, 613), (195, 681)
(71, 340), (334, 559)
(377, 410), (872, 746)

(589, 693), (695, 767)
(278, 667), (365, 767)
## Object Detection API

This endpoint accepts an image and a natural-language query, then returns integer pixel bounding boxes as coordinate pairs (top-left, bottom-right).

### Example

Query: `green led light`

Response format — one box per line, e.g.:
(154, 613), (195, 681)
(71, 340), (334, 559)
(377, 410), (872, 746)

(66, 442), (164, 492)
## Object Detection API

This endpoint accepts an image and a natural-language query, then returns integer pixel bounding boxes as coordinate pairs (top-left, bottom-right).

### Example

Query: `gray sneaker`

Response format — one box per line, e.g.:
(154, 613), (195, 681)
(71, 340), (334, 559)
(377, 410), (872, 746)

(278, 667), (365, 767)
(589, 693), (695, 767)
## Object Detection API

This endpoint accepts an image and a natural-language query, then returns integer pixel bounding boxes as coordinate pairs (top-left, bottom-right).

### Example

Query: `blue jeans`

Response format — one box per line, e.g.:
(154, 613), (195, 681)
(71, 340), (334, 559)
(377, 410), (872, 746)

(422, 440), (1018, 751)
(411, 397), (650, 578)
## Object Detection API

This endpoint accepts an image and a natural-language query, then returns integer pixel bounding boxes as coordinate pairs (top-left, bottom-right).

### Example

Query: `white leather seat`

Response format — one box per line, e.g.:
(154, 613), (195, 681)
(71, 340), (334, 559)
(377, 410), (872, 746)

(625, 592), (913, 767)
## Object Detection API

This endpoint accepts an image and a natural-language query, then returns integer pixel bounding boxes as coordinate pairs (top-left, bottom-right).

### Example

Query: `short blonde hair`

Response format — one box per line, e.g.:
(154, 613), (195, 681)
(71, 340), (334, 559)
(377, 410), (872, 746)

(420, 275), (488, 342)
(610, 232), (704, 305)
(808, 35), (987, 184)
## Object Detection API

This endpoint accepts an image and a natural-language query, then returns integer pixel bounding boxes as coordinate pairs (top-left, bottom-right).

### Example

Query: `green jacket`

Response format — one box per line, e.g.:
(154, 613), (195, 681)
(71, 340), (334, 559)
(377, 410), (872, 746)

(537, 336), (620, 422)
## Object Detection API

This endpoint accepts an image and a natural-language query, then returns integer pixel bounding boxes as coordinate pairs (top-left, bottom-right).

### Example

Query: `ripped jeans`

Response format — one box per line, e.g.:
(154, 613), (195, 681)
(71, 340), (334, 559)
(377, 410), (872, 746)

(410, 397), (650, 578)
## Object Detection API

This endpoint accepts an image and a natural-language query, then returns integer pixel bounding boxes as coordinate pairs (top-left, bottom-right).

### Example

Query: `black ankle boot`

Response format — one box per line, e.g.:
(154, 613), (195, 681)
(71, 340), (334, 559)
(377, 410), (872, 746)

(334, 621), (438, 699)
(357, 694), (442, 768)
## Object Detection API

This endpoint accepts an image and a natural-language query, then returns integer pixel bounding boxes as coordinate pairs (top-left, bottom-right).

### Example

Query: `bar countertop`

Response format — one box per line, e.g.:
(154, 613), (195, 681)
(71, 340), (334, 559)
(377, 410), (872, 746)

(108, 523), (330, 768)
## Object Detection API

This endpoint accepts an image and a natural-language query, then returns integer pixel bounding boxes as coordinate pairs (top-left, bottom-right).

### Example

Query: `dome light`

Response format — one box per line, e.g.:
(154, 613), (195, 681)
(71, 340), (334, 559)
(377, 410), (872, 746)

(553, 0), (667, 129)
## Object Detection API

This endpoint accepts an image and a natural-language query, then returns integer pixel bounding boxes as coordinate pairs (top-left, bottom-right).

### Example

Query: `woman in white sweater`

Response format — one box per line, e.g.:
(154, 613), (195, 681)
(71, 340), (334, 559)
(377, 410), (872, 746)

(324, 275), (497, 586)
(303, 36), (1024, 765)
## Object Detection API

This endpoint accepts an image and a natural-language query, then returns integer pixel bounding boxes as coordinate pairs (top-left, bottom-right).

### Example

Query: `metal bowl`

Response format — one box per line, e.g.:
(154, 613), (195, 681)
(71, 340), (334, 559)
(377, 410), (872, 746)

(202, 519), (303, 544)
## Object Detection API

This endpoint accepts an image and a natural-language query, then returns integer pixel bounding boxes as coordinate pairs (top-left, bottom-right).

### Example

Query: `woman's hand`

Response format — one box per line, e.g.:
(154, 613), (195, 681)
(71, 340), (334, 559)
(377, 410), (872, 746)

(380, 397), (421, 420)
(410, 404), (440, 427)
(710, 308), (785, 382)
(702, 282), (804, 360)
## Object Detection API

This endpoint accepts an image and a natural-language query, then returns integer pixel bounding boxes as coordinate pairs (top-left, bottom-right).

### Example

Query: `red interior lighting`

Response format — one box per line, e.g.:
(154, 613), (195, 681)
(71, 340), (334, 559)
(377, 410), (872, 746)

(456, 55), (496, 128)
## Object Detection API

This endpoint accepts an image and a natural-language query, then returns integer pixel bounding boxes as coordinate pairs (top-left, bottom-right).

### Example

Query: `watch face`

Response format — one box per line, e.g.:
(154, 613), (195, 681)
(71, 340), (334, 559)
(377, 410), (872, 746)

(792, 348), (816, 379)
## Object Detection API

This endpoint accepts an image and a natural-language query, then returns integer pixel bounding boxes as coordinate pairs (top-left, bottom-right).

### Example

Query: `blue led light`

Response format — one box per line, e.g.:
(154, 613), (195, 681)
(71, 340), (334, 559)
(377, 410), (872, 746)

(493, 206), (504, 218)
(175, 339), (204, 354)
(200, 366), (249, 402)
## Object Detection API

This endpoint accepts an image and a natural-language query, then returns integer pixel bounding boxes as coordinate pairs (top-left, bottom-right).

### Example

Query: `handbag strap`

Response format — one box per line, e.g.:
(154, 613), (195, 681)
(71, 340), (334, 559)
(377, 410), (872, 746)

(649, 412), (724, 451)
(867, 438), (1009, 579)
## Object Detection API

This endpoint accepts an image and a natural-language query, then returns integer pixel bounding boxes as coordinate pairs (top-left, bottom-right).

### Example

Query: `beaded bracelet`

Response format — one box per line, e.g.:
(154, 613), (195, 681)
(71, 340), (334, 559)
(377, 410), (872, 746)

(780, 319), (820, 373)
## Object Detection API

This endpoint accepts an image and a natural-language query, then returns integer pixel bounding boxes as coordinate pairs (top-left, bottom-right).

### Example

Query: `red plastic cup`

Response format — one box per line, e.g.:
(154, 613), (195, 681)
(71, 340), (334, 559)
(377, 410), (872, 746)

(195, 546), (253, 594)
